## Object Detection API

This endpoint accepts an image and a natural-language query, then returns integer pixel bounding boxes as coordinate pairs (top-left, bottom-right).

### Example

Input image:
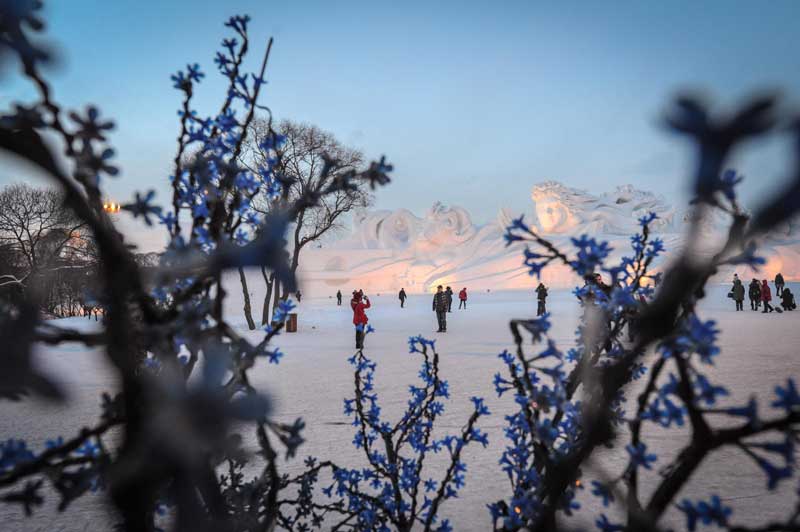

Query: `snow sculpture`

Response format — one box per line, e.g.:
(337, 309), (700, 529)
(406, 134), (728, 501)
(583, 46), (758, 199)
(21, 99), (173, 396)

(349, 203), (478, 251)
(382, 209), (422, 249)
(298, 181), (799, 295)
(530, 181), (591, 234)
(531, 181), (676, 235)
(421, 202), (477, 247)
(601, 184), (676, 232)
(352, 209), (422, 250)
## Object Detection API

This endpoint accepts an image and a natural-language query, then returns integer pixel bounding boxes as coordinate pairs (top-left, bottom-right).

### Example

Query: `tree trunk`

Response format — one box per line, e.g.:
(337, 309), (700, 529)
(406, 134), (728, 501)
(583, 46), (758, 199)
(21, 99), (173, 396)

(238, 266), (256, 330)
(286, 244), (302, 301)
(272, 278), (281, 326)
(261, 266), (273, 326)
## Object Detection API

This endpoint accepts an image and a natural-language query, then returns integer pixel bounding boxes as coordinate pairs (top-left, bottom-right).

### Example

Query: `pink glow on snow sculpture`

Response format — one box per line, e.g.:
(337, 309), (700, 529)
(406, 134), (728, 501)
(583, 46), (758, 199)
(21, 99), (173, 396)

(295, 181), (800, 295)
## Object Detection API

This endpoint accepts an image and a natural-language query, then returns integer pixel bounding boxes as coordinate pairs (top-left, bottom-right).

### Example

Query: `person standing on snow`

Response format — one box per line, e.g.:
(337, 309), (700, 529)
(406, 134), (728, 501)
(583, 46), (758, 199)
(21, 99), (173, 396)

(536, 282), (549, 316)
(458, 287), (468, 309)
(748, 279), (761, 311)
(351, 290), (371, 349)
(432, 285), (448, 332)
(445, 286), (454, 313)
(398, 288), (407, 308)
(336, 290), (342, 306)
(732, 277), (745, 311)
(761, 279), (775, 313)
(775, 273), (785, 297)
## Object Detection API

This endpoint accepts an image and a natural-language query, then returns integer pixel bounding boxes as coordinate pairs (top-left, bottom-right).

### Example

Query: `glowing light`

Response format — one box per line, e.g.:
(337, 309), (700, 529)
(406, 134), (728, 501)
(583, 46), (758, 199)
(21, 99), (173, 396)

(102, 201), (121, 214)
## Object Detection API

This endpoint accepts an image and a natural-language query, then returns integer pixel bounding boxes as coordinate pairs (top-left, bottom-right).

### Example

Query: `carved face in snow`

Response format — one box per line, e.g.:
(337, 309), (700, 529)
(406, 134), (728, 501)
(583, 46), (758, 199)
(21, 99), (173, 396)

(422, 202), (477, 246)
(531, 181), (676, 235)
(354, 209), (421, 249)
(531, 185), (585, 234)
(377, 209), (420, 248)
(535, 196), (579, 233)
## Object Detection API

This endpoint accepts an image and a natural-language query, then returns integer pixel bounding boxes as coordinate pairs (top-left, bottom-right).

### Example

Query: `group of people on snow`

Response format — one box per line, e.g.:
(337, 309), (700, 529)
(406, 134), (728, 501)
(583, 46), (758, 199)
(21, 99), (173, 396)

(401, 285), (469, 333)
(336, 268), (792, 351)
(731, 273), (795, 313)
(342, 285), (471, 347)
(398, 286), (467, 314)
(343, 281), (553, 346)
(431, 286), (470, 332)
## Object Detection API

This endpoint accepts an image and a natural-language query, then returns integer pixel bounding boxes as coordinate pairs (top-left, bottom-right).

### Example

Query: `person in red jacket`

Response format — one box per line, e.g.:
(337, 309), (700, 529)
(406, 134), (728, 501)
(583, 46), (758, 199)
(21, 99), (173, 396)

(761, 279), (774, 313)
(351, 290), (371, 348)
(458, 287), (468, 309)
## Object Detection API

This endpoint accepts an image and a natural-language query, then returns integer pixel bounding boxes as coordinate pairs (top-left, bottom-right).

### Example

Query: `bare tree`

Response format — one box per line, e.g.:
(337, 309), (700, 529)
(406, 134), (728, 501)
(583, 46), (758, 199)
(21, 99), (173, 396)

(243, 119), (371, 323)
(0, 184), (96, 317)
(0, 184), (85, 277)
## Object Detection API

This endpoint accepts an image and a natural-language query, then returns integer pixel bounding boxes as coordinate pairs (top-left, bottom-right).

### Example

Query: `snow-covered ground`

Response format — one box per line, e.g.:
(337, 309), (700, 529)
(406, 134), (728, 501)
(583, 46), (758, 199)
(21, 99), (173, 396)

(2, 285), (800, 530)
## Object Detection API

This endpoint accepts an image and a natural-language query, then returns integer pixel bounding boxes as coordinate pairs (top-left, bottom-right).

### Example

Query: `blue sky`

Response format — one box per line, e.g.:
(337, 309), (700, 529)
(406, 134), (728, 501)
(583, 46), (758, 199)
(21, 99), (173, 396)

(2, 0), (800, 241)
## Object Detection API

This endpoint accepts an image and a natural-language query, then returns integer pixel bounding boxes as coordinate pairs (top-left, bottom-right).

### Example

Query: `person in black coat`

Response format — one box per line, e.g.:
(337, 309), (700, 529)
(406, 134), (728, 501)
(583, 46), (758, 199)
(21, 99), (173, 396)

(578, 273), (610, 304)
(398, 288), (407, 308)
(432, 285), (448, 332)
(731, 278), (745, 311)
(775, 273), (785, 297)
(748, 279), (761, 311)
(781, 287), (796, 311)
(336, 290), (342, 306)
(593, 273), (612, 297)
(445, 286), (453, 312)
(535, 283), (548, 316)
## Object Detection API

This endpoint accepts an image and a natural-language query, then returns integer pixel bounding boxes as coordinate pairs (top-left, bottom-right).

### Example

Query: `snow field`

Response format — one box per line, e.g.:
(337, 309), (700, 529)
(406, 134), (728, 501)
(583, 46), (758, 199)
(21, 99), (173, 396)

(2, 284), (799, 530)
